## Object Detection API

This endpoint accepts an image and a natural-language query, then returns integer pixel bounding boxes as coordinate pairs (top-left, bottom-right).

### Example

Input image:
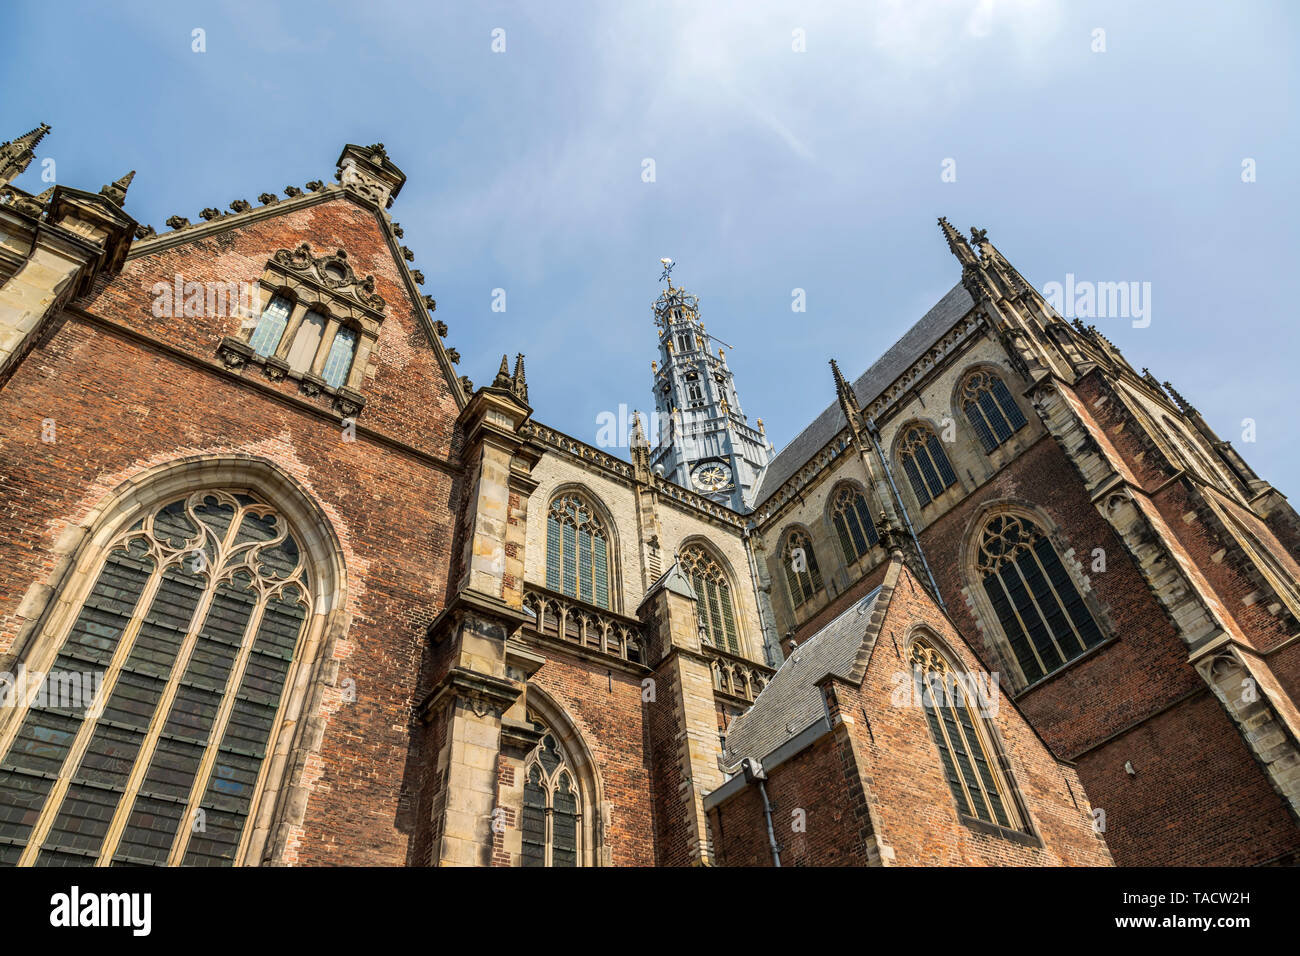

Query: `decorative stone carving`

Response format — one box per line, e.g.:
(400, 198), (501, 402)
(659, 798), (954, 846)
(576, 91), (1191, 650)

(299, 373), (325, 397)
(284, 186), (302, 198)
(305, 180), (324, 192)
(433, 320), (448, 337)
(271, 242), (386, 313)
(133, 225), (155, 239)
(199, 207), (221, 221)
(258, 192), (278, 205)
(412, 269), (424, 284)
(264, 356), (289, 381)
(333, 387), (366, 418)
(216, 336), (253, 369)
(422, 295), (436, 312)
(392, 223), (404, 238)
(446, 347), (460, 364)
(229, 199), (251, 213)
(165, 215), (189, 230)
(400, 246), (414, 262)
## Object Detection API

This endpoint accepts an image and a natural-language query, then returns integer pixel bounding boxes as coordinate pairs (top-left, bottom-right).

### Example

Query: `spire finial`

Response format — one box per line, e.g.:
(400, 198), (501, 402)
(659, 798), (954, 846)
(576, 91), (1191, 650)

(99, 170), (136, 207)
(658, 257), (675, 288)
(493, 354), (512, 389)
(830, 358), (862, 432)
(0, 122), (52, 185)
(938, 216), (977, 266)
(1162, 380), (1195, 415)
(512, 352), (528, 403)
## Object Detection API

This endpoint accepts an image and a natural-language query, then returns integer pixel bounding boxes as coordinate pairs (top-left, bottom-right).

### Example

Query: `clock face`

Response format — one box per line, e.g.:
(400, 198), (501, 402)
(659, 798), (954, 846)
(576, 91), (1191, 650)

(692, 462), (729, 492)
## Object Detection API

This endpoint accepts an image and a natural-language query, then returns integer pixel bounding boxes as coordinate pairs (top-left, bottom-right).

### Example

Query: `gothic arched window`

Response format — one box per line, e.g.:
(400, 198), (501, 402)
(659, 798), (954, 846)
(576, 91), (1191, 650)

(975, 514), (1105, 684)
(781, 530), (823, 609)
(248, 294), (291, 357)
(0, 490), (312, 867)
(960, 370), (1028, 454)
(521, 728), (581, 867)
(911, 640), (1022, 831)
(545, 493), (611, 609)
(680, 544), (739, 654)
(898, 424), (958, 506)
(829, 485), (878, 565)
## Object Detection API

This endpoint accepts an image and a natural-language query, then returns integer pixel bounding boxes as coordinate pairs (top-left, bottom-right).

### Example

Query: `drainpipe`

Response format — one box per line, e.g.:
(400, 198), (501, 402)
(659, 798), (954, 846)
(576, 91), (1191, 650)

(864, 415), (946, 611)
(742, 758), (781, 867)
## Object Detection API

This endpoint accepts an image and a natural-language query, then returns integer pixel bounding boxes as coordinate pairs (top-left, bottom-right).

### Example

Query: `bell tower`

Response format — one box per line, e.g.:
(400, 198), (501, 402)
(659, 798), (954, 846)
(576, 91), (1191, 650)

(648, 261), (772, 511)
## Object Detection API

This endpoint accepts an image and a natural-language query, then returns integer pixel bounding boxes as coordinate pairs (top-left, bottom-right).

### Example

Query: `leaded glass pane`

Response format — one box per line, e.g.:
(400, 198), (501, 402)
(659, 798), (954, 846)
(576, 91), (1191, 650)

(248, 295), (290, 358)
(320, 326), (357, 389)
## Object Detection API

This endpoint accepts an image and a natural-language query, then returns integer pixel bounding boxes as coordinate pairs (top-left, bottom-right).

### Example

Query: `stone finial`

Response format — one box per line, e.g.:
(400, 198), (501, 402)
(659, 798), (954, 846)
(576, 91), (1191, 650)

(199, 207), (221, 221)
(258, 192), (279, 205)
(400, 246), (414, 262)
(0, 121), (51, 185)
(229, 199), (252, 213)
(134, 225), (156, 240)
(165, 215), (190, 230)
(433, 320), (448, 337)
(422, 294), (436, 312)
(305, 180), (324, 192)
(830, 358), (862, 433)
(938, 216), (977, 265)
(392, 223), (404, 238)
(512, 353), (528, 403)
(284, 186), (303, 198)
(412, 269), (425, 284)
(447, 347), (460, 364)
(493, 354), (513, 389)
(99, 170), (135, 208)
(459, 375), (474, 395)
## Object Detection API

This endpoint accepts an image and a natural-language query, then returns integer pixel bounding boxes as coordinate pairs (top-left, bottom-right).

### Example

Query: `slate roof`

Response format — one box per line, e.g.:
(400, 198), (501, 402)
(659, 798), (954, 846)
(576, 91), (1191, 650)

(722, 586), (883, 766)
(751, 282), (975, 506)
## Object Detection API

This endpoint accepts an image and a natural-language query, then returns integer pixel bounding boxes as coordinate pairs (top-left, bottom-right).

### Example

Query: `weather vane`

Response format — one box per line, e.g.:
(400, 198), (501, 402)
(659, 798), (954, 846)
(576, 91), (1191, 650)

(658, 257), (675, 285)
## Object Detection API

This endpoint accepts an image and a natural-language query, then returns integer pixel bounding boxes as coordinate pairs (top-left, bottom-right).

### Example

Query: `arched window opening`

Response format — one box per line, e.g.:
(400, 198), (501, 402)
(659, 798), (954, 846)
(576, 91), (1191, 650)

(248, 295), (291, 357)
(781, 530), (822, 609)
(520, 725), (581, 867)
(911, 640), (1022, 831)
(960, 370), (1028, 454)
(545, 493), (611, 609)
(898, 424), (958, 506)
(0, 490), (313, 867)
(829, 486), (878, 565)
(975, 514), (1105, 684)
(680, 544), (739, 654)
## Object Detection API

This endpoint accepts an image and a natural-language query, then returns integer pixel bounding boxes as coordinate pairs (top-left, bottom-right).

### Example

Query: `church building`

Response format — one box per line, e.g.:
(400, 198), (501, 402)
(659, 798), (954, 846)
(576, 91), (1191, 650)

(0, 128), (1296, 866)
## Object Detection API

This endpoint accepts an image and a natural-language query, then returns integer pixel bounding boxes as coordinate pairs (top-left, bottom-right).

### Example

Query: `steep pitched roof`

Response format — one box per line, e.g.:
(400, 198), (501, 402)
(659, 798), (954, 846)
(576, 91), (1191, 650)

(751, 282), (975, 505)
(722, 585), (884, 765)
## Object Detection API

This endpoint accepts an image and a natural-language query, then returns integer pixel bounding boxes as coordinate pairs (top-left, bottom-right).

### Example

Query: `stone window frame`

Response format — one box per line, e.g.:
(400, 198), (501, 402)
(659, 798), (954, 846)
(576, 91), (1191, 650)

(960, 501), (1113, 694)
(892, 419), (961, 510)
(952, 365), (1031, 464)
(902, 627), (1040, 844)
(678, 537), (745, 657)
(519, 687), (607, 867)
(0, 456), (348, 867)
(543, 486), (620, 613)
(823, 480), (879, 569)
(217, 243), (386, 418)
(779, 525), (824, 611)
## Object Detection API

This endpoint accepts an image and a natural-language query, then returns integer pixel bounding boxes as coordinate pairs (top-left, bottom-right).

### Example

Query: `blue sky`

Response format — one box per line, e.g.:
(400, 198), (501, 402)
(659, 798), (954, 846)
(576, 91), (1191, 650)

(4, 1), (1298, 490)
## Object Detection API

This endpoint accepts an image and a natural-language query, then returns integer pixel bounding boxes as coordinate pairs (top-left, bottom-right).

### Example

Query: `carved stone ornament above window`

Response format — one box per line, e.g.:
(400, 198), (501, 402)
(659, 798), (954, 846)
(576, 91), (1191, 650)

(272, 243), (386, 314)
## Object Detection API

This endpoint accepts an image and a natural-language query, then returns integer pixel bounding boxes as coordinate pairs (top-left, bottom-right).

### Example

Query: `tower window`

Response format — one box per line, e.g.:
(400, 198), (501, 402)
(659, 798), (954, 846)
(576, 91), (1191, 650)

(899, 424), (959, 506)
(960, 370), (1028, 453)
(975, 514), (1105, 684)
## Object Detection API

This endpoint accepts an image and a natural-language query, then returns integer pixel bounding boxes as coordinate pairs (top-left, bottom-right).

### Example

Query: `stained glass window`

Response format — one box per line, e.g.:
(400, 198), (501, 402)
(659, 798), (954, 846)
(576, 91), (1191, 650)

(829, 486), (878, 565)
(899, 424), (959, 506)
(519, 726), (580, 867)
(912, 640), (1021, 830)
(976, 514), (1105, 684)
(545, 494), (611, 610)
(0, 491), (311, 867)
(960, 370), (1028, 454)
(680, 544), (739, 654)
(781, 530), (822, 609)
